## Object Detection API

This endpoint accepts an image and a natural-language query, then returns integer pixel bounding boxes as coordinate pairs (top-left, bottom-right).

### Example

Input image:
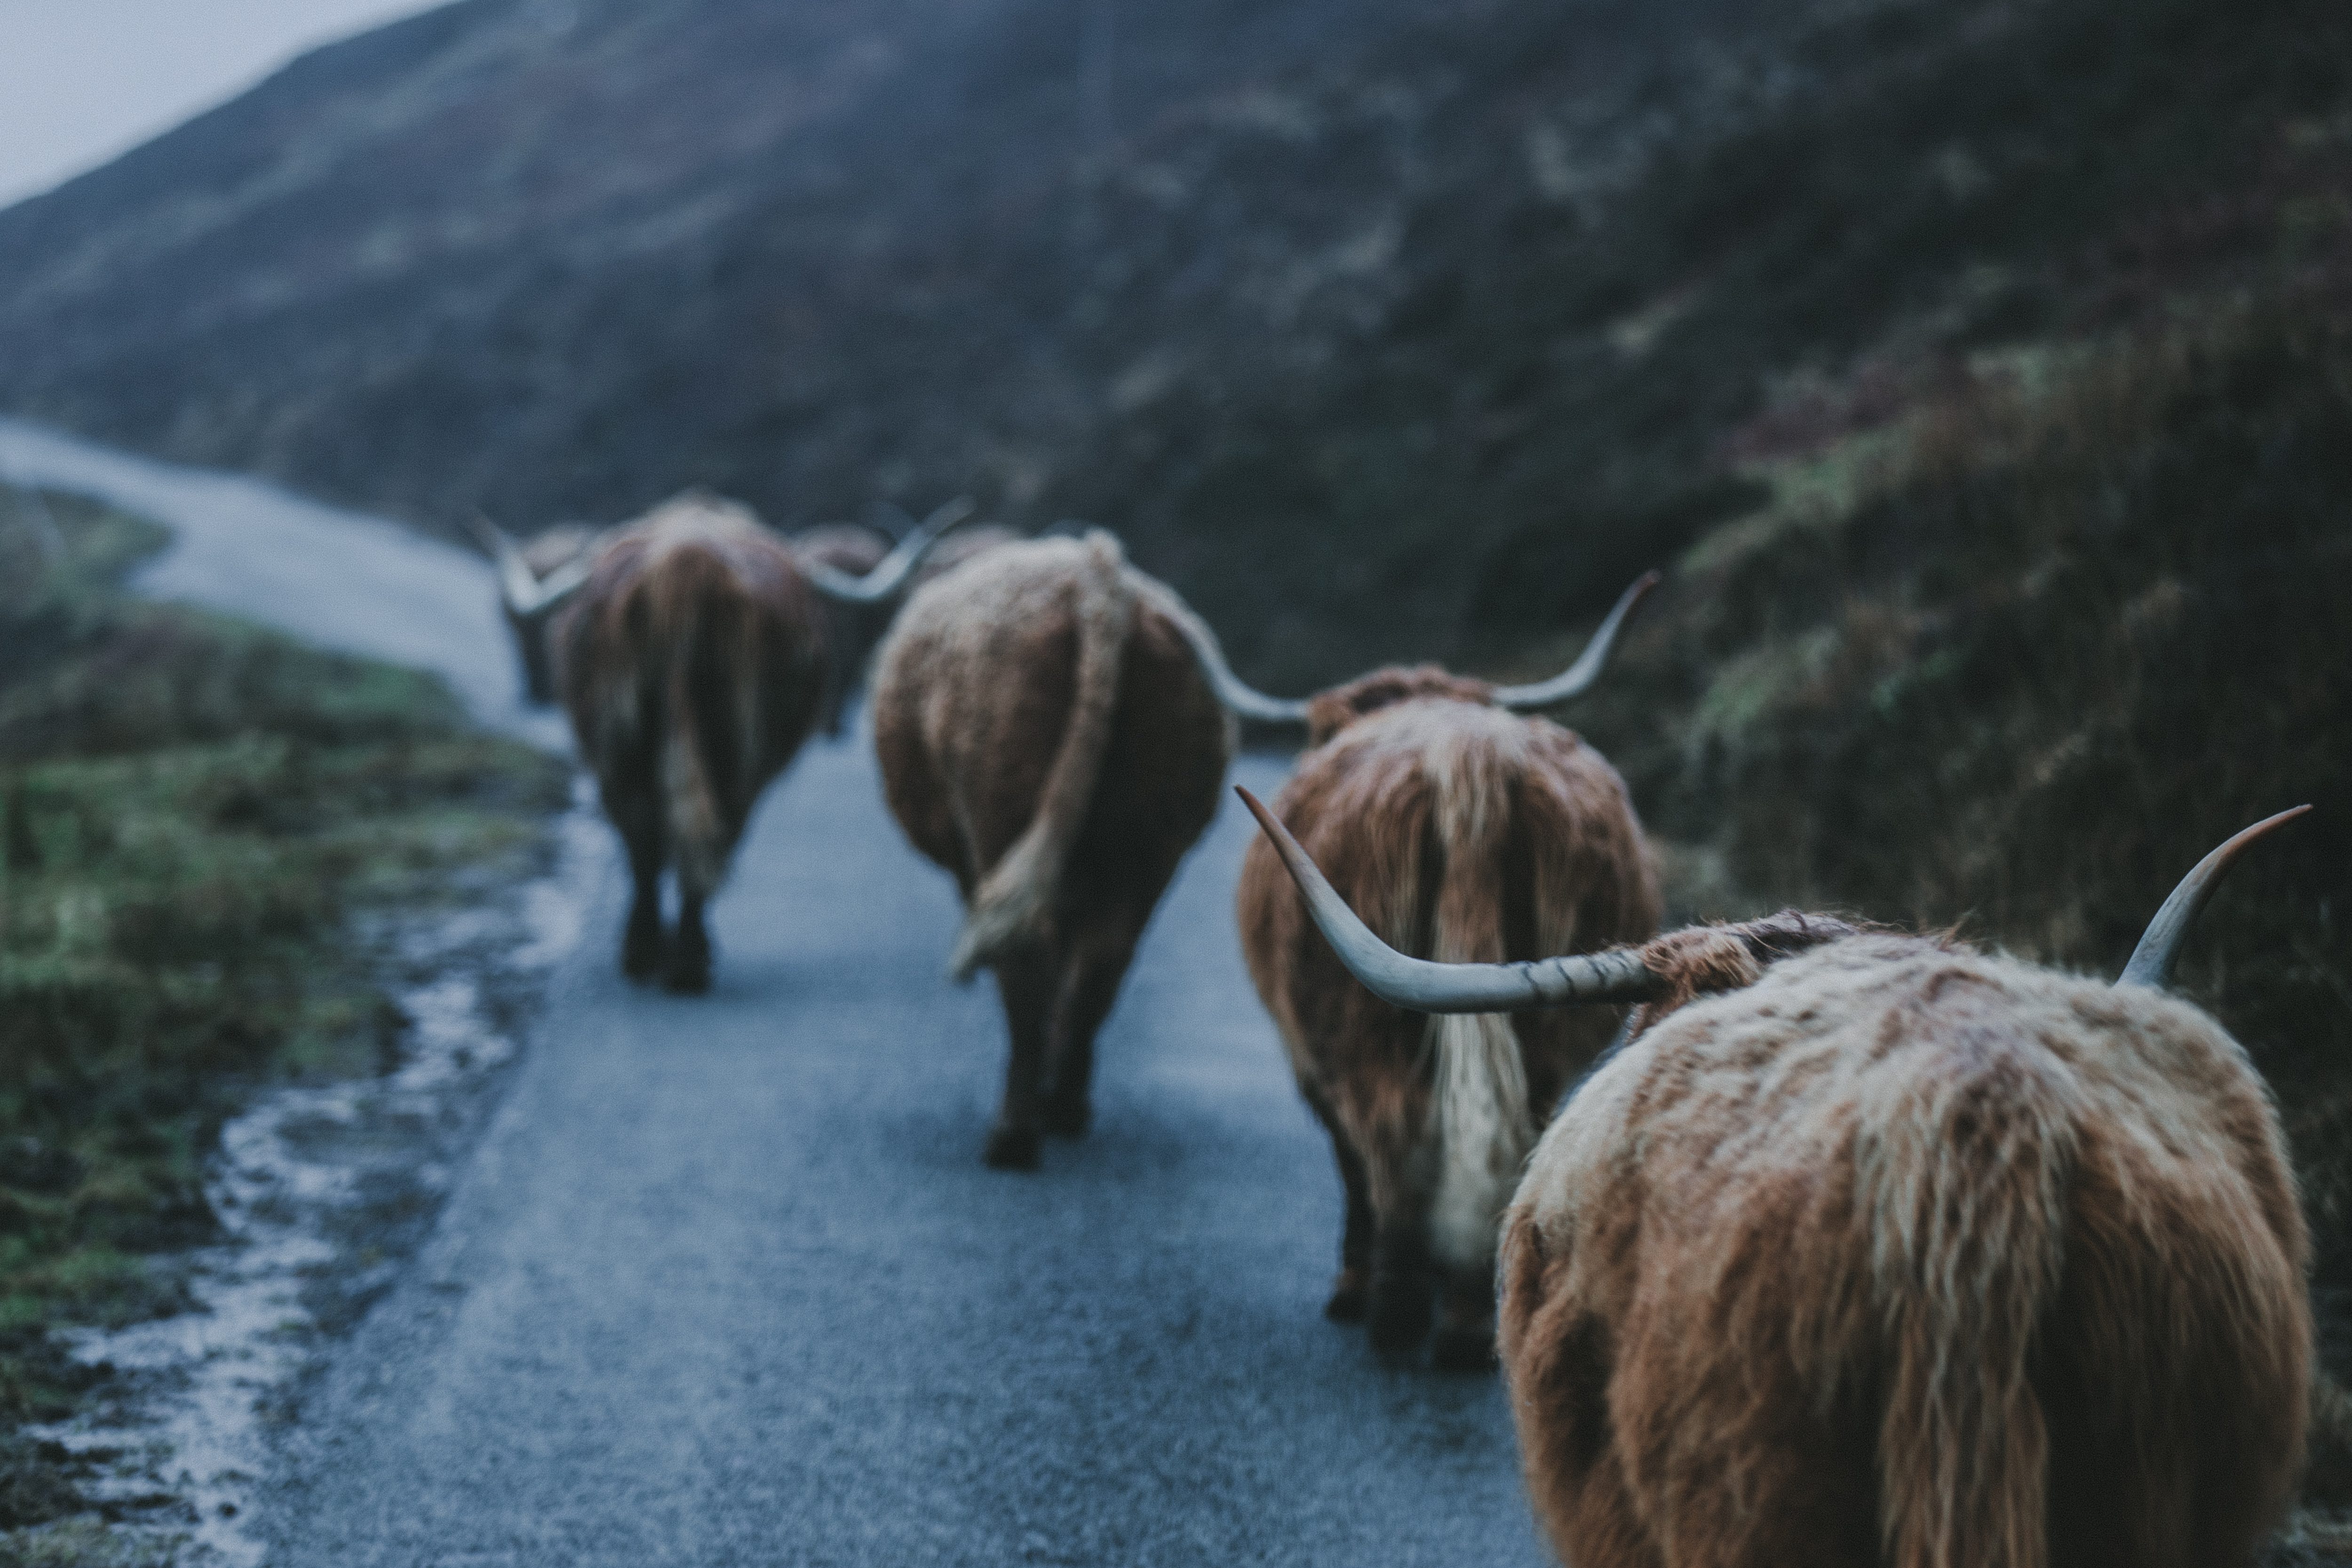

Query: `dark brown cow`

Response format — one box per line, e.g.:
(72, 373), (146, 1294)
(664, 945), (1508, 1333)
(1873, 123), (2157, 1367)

(1247, 793), (2314, 1568)
(482, 499), (970, 720)
(871, 531), (1232, 1169)
(1178, 576), (1662, 1367)
(552, 492), (957, 992)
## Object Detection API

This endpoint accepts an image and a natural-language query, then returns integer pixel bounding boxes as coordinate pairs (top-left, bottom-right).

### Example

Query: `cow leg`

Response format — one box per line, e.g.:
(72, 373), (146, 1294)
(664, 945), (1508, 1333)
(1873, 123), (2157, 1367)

(984, 947), (1056, 1170)
(1430, 1268), (1499, 1373)
(1041, 914), (1145, 1138)
(1300, 1088), (1375, 1322)
(613, 796), (667, 983)
(665, 887), (712, 995)
(1367, 1205), (1437, 1362)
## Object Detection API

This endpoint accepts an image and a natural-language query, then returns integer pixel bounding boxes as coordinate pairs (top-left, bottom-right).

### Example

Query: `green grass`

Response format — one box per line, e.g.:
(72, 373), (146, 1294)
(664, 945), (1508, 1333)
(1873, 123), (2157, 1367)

(0, 489), (568, 1534)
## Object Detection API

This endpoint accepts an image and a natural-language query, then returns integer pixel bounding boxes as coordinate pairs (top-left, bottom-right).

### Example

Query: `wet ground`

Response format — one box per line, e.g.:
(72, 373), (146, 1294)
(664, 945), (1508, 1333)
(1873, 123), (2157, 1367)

(27, 808), (599, 1566)
(0, 420), (1549, 1566)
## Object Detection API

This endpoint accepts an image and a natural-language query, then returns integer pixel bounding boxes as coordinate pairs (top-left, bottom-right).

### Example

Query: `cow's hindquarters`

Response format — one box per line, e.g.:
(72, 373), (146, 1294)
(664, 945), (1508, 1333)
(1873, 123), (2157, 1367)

(869, 539), (1231, 1169)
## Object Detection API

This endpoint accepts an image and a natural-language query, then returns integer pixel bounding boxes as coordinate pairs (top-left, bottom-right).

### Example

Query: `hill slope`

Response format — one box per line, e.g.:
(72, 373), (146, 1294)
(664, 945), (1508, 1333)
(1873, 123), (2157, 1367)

(13, 0), (2341, 682)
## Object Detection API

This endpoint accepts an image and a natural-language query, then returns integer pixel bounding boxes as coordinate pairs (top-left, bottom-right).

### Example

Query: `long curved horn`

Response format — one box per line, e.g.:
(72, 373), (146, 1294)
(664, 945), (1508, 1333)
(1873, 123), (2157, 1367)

(804, 496), (975, 603)
(2117, 805), (2311, 990)
(1163, 602), (1312, 728)
(1492, 570), (1662, 712)
(530, 554), (594, 611)
(1237, 787), (1658, 1011)
(469, 514), (595, 617)
(470, 515), (544, 615)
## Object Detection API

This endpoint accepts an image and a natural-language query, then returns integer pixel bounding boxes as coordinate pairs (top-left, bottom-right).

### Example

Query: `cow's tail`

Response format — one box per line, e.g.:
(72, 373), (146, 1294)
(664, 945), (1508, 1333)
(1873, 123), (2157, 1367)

(657, 548), (765, 900)
(1423, 733), (1538, 1274)
(948, 530), (1135, 980)
(1866, 1038), (2073, 1568)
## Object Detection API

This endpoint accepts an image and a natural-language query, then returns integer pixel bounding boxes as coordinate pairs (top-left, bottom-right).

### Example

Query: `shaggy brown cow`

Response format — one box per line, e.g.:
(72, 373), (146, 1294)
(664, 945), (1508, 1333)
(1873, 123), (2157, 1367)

(1245, 791), (2314, 1568)
(481, 499), (970, 719)
(553, 492), (958, 992)
(1187, 575), (1661, 1367)
(871, 531), (1232, 1169)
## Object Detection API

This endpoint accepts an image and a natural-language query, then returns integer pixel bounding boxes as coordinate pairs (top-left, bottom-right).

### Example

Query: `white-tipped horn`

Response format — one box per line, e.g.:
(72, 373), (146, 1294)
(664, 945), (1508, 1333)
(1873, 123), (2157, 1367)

(804, 496), (975, 603)
(1161, 596), (1312, 728)
(471, 514), (546, 615)
(1237, 788), (1659, 1012)
(530, 554), (594, 610)
(2117, 805), (2311, 990)
(1492, 570), (1662, 712)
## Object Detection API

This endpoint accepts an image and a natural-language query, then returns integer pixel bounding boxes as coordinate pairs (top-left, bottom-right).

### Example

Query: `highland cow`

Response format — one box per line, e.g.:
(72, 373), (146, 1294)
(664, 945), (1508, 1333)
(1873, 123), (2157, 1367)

(871, 531), (1232, 1169)
(481, 499), (969, 719)
(1244, 791), (2313, 1568)
(553, 492), (959, 992)
(1187, 574), (1662, 1367)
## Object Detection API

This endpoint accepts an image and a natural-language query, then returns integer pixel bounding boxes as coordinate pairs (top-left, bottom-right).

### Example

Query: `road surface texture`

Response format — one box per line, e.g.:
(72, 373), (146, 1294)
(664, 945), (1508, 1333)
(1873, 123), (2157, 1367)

(0, 419), (1550, 1567)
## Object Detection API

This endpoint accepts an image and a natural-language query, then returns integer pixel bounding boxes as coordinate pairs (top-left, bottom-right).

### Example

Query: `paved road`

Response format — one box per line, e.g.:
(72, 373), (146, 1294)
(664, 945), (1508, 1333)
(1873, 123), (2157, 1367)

(0, 416), (566, 750)
(2, 420), (1550, 1567)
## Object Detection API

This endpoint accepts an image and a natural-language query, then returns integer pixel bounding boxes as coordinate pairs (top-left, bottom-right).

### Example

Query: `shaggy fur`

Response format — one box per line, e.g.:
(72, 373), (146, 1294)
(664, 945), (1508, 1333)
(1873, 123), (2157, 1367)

(1499, 928), (2311, 1568)
(1237, 679), (1661, 1366)
(872, 533), (1232, 1169)
(553, 493), (825, 992)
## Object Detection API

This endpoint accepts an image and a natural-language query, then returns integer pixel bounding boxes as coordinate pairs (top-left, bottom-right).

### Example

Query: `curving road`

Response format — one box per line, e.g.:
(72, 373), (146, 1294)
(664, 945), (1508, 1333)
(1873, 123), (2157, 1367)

(0, 420), (1550, 1567)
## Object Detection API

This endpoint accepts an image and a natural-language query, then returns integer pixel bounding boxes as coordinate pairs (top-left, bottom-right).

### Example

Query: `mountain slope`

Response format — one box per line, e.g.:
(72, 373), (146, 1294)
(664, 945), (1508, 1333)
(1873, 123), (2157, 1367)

(0, 0), (1918, 675)
(0, 0), (2343, 689)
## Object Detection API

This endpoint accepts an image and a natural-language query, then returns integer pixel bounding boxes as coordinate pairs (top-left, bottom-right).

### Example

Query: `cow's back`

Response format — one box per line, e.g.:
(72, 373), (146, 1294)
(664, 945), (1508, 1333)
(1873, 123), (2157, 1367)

(556, 503), (823, 824)
(1499, 935), (2309, 1568)
(872, 539), (1228, 913)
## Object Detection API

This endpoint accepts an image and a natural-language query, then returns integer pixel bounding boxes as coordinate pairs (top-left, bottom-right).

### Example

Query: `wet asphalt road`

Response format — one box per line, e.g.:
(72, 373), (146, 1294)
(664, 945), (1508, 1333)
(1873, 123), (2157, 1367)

(0, 420), (1549, 1567)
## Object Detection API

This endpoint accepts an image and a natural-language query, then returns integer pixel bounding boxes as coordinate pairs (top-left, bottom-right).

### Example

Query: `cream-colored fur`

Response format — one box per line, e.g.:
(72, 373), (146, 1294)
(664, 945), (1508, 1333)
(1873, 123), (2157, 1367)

(1420, 708), (1548, 1271)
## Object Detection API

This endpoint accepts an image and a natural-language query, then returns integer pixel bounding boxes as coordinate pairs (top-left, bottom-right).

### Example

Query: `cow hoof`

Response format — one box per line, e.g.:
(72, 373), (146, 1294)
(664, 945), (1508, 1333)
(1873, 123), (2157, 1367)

(1040, 1098), (1090, 1138)
(1324, 1270), (1369, 1323)
(662, 962), (711, 996)
(621, 929), (664, 982)
(983, 1126), (1042, 1171)
(1368, 1295), (1432, 1363)
(1429, 1323), (1498, 1374)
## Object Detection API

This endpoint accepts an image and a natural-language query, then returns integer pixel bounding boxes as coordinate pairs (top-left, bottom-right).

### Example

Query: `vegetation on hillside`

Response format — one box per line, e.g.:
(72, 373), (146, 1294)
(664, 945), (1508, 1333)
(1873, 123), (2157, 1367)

(0, 490), (567, 1538)
(0, 0), (2338, 690)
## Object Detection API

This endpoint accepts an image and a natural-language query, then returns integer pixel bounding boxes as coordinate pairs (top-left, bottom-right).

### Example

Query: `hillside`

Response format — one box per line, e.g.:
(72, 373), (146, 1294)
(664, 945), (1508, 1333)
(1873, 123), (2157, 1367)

(7, 0), (2339, 685)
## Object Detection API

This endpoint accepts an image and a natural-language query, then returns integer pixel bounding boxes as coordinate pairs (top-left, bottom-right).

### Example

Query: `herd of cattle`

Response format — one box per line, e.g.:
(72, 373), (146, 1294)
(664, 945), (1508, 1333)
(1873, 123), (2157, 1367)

(480, 491), (2313, 1567)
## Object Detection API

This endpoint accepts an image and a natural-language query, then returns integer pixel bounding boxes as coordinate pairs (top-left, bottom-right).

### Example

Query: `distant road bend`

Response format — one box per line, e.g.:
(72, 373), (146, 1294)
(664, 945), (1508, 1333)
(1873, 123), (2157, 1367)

(0, 418), (1550, 1566)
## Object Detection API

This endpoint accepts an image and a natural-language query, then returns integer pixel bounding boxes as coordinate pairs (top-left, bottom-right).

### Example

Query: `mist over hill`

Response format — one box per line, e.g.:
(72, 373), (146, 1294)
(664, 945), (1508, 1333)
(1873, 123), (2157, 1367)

(0, 0), (2342, 689)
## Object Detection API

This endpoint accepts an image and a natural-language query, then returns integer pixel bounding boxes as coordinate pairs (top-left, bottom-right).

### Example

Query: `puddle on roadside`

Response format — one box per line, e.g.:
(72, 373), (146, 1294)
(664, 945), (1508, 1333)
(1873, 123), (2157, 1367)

(25, 794), (606, 1566)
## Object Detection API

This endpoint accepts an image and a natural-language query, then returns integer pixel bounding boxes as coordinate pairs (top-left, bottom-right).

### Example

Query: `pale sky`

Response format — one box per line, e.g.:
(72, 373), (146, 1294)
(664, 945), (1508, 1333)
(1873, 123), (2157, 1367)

(0, 0), (445, 209)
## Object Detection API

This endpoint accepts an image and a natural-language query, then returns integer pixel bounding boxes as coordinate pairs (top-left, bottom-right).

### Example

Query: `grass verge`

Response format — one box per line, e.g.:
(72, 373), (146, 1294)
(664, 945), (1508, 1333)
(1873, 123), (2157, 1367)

(0, 487), (568, 1541)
